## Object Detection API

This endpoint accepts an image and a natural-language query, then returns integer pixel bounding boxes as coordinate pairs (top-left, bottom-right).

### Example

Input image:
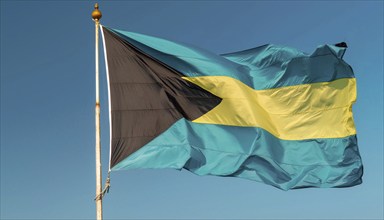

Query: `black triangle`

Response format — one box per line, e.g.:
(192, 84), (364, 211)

(103, 28), (222, 168)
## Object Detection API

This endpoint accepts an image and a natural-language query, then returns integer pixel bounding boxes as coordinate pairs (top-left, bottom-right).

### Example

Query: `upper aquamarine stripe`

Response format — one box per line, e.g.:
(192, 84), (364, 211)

(112, 119), (363, 190)
(106, 27), (355, 90)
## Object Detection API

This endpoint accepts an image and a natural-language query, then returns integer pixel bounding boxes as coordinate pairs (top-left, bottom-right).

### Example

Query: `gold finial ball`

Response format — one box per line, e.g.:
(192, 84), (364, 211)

(92, 3), (102, 21)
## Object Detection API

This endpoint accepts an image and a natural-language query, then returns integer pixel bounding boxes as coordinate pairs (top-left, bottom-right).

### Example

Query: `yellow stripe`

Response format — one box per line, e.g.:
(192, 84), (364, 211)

(183, 76), (356, 140)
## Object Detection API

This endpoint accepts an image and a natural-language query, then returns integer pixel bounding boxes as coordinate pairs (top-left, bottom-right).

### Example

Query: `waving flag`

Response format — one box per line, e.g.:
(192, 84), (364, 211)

(101, 26), (363, 190)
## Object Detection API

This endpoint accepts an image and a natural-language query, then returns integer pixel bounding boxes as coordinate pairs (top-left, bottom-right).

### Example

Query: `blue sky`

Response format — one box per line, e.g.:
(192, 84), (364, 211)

(1, 1), (383, 219)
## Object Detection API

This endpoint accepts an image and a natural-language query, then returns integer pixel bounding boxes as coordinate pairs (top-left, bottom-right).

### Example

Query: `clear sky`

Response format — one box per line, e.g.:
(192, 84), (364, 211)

(1, 1), (383, 219)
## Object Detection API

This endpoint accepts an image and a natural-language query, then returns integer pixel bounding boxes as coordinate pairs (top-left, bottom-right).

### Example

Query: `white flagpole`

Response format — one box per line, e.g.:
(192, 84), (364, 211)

(92, 3), (103, 220)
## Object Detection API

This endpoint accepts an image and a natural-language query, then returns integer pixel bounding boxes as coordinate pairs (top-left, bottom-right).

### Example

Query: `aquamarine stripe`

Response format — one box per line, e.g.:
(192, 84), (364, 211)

(112, 119), (363, 190)
(106, 27), (355, 90)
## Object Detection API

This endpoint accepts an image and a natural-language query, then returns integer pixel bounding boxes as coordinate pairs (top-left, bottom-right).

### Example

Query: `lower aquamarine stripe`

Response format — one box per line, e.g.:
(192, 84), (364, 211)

(112, 119), (363, 190)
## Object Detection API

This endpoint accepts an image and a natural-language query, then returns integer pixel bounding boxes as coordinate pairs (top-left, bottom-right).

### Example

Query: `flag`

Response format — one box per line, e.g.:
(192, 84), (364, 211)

(100, 26), (363, 190)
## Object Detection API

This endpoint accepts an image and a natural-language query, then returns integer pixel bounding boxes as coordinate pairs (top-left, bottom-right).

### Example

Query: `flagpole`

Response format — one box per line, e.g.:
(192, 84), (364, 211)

(92, 3), (103, 220)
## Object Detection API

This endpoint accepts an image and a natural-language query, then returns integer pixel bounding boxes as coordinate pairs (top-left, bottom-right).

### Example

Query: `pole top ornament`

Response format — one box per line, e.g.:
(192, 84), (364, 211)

(92, 3), (102, 21)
